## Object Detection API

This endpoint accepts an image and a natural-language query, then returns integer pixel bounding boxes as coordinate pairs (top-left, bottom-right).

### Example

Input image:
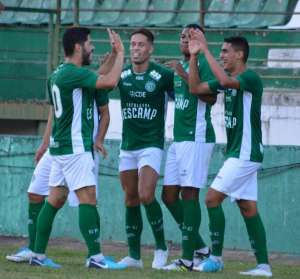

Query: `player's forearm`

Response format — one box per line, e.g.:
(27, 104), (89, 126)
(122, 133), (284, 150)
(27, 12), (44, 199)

(41, 107), (52, 147)
(189, 54), (202, 94)
(96, 52), (124, 89)
(98, 53), (117, 75)
(96, 109), (110, 143)
(202, 48), (232, 88)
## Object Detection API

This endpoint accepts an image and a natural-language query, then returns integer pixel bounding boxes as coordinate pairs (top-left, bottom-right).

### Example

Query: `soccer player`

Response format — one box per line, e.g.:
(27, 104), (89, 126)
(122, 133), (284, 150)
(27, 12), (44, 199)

(188, 30), (272, 277)
(162, 24), (216, 271)
(104, 28), (173, 269)
(28, 27), (125, 269)
(6, 90), (110, 263)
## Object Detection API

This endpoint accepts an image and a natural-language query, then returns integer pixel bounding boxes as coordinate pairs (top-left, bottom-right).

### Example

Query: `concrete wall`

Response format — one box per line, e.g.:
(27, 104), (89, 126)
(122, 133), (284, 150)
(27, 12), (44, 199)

(0, 136), (299, 255)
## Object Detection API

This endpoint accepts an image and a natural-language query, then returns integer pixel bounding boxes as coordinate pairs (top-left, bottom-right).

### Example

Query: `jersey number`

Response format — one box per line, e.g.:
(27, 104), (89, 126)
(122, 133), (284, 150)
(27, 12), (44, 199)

(51, 84), (63, 118)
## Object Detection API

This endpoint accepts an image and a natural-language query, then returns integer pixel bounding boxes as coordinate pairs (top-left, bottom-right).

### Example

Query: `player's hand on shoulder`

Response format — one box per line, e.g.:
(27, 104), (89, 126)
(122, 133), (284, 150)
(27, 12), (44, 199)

(165, 60), (186, 78)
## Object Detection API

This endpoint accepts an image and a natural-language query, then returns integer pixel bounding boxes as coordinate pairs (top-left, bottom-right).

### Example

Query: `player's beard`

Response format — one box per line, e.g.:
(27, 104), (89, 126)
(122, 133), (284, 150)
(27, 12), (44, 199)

(82, 48), (92, 66)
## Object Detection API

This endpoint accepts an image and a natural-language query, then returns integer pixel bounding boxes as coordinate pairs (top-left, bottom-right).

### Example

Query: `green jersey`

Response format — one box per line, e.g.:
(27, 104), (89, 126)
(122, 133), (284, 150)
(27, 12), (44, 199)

(173, 54), (215, 142)
(208, 69), (263, 162)
(48, 63), (98, 155)
(119, 62), (174, 150)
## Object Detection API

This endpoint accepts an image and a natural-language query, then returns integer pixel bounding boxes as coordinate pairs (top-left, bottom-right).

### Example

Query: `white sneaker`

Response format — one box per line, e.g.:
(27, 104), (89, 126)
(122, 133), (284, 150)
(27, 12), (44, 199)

(6, 247), (33, 262)
(240, 264), (273, 277)
(118, 256), (143, 268)
(152, 249), (168, 269)
(193, 248), (210, 266)
(162, 259), (193, 271)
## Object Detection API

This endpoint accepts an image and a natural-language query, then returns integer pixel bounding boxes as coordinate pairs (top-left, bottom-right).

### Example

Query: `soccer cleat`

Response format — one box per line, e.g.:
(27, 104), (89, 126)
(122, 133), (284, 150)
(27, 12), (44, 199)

(152, 249), (169, 269)
(118, 256), (143, 268)
(193, 257), (224, 272)
(86, 257), (127, 270)
(29, 257), (61, 269)
(6, 247), (33, 263)
(162, 259), (193, 271)
(193, 248), (210, 266)
(240, 264), (273, 277)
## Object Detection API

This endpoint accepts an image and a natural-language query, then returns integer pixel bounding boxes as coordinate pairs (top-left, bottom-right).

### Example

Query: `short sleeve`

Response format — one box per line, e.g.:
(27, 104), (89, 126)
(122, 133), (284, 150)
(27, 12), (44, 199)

(198, 54), (214, 82)
(237, 70), (263, 94)
(208, 79), (222, 94)
(95, 90), (109, 107)
(165, 68), (175, 93)
(69, 67), (98, 89)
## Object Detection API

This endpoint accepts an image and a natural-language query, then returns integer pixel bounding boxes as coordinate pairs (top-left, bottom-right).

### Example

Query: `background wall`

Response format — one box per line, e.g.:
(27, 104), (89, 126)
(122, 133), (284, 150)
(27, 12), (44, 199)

(0, 136), (299, 254)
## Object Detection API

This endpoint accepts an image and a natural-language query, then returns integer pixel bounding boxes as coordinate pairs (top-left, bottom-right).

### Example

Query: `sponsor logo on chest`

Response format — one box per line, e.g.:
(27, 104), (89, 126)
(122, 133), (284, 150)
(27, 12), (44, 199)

(175, 96), (189, 110)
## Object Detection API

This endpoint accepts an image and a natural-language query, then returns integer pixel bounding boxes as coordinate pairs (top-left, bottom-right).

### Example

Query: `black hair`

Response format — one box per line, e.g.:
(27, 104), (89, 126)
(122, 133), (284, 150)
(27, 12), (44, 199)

(224, 36), (249, 63)
(130, 28), (154, 43)
(63, 27), (91, 57)
(184, 23), (205, 34)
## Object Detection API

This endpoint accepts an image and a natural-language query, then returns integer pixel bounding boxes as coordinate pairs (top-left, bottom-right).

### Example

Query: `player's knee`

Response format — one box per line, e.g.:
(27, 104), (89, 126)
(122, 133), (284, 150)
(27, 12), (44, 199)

(239, 205), (257, 217)
(205, 195), (219, 208)
(181, 187), (199, 200)
(125, 194), (140, 207)
(139, 192), (154, 205)
(48, 198), (65, 209)
(161, 188), (175, 205)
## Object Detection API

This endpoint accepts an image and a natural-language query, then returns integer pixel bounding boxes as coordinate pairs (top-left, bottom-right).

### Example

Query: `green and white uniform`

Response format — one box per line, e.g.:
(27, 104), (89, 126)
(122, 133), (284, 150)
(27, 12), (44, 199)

(208, 69), (263, 200)
(164, 54), (215, 188)
(47, 63), (98, 192)
(118, 62), (174, 174)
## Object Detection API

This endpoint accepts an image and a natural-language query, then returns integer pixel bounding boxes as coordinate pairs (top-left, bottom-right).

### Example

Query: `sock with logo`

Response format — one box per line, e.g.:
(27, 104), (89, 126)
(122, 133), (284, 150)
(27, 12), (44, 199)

(34, 201), (59, 254)
(144, 199), (167, 251)
(207, 206), (225, 257)
(126, 205), (143, 260)
(182, 199), (201, 261)
(243, 213), (269, 264)
(28, 201), (45, 251)
(79, 204), (101, 258)
(165, 198), (207, 251)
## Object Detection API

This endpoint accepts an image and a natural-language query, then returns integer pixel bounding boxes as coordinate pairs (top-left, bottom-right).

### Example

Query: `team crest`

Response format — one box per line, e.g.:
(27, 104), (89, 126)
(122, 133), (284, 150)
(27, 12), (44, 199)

(145, 81), (156, 92)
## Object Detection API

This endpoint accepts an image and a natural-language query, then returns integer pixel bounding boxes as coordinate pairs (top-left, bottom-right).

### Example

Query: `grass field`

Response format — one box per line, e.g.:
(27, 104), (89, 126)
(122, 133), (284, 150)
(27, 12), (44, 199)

(1, 237), (300, 279)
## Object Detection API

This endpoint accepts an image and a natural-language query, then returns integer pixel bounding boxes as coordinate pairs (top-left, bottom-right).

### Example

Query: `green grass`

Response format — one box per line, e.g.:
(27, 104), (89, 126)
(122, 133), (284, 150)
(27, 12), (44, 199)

(1, 242), (300, 279)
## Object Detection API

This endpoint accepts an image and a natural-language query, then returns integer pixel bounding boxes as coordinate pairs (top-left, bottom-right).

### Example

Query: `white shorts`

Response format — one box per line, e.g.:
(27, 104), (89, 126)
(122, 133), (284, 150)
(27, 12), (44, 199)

(27, 150), (53, 196)
(119, 147), (163, 175)
(211, 158), (262, 201)
(163, 141), (214, 188)
(49, 152), (96, 192)
(67, 152), (100, 207)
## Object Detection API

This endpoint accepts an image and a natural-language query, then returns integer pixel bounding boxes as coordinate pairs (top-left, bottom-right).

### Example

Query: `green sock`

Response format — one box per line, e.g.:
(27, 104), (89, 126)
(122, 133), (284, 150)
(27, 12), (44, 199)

(126, 205), (143, 260)
(243, 214), (269, 264)
(28, 201), (44, 251)
(207, 206), (225, 257)
(144, 199), (167, 251)
(34, 201), (59, 254)
(165, 199), (206, 251)
(182, 200), (200, 261)
(165, 199), (184, 230)
(79, 204), (101, 258)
